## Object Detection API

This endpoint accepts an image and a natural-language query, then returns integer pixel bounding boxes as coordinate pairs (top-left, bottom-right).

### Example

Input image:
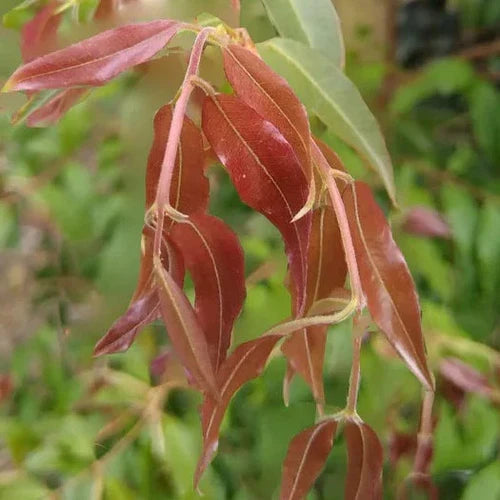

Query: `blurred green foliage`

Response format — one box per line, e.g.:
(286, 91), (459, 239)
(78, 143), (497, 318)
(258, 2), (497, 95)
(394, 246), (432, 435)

(0, 1), (499, 499)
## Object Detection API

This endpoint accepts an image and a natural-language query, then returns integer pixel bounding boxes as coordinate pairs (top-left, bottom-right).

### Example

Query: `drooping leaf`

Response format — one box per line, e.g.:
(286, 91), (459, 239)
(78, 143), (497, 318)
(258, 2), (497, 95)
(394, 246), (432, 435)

(195, 335), (282, 486)
(21, 0), (61, 63)
(3, 20), (180, 92)
(154, 257), (218, 398)
(94, 231), (185, 356)
(282, 206), (347, 403)
(344, 420), (383, 500)
(280, 419), (337, 500)
(344, 182), (433, 390)
(258, 38), (396, 205)
(202, 93), (311, 312)
(25, 88), (88, 126)
(93, 289), (160, 357)
(145, 104), (209, 212)
(223, 44), (314, 208)
(261, 0), (344, 67)
(170, 213), (246, 369)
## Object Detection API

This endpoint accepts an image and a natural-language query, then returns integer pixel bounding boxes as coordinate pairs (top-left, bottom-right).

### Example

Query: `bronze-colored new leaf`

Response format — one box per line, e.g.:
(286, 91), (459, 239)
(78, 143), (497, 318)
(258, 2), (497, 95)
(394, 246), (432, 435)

(283, 206), (347, 403)
(280, 419), (337, 500)
(344, 420), (383, 500)
(223, 45), (313, 199)
(195, 335), (282, 487)
(202, 94), (311, 312)
(170, 213), (246, 369)
(154, 257), (218, 399)
(4, 20), (180, 92)
(344, 182), (433, 390)
(146, 105), (209, 213)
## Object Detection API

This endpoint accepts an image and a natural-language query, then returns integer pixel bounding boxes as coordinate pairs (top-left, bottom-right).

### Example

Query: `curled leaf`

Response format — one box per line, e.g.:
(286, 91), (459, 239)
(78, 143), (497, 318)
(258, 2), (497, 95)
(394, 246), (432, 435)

(171, 213), (246, 369)
(4, 20), (180, 92)
(154, 257), (218, 399)
(202, 93), (311, 312)
(280, 419), (337, 500)
(195, 335), (282, 487)
(344, 420), (383, 500)
(344, 182), (433, 390)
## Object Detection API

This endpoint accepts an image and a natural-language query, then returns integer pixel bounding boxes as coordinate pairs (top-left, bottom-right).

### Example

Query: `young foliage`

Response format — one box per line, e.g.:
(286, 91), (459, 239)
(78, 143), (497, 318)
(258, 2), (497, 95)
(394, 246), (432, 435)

(2, 1), (436, 496)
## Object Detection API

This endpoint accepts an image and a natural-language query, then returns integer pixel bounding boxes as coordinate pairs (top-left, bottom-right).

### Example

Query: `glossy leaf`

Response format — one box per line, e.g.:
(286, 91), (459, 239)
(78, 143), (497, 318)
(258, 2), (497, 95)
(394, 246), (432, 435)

(223, 44), (314, 206)
(171, 213), (246, 369)
(258, 38), (396, 205)
(282, 206), (347, 403)
(25, 88), (88, 126)
(344, 182), (432, 389)
(261, 0), (345, 67)
(344, 420), (383, 500)
(145, 104), (209, 212)
(154, 257), (218, 398)
(4, 20), (180, 92)
(195, 335), (282, 486)
(202, 94), (311, 312)
(280, 419), (337, 500)
(21, 1), (61, 63)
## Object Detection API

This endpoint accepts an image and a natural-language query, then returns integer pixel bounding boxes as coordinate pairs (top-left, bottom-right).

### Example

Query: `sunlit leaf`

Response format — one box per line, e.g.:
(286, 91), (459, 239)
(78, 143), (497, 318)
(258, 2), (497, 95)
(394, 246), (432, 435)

(344, 420), (383, 500)
(3, 20), (180, 92)
(202, 93), (311, 312)
(195, 335), (282, 486)
(280, 419), (337, 500)
(258, 38), (396, 205)
(344, 182), (433, 390)
(223, 44), (314, 210)
(154, 257), (218, 398)
(171, 213), (246, 369)
(261, 0), (344, 67)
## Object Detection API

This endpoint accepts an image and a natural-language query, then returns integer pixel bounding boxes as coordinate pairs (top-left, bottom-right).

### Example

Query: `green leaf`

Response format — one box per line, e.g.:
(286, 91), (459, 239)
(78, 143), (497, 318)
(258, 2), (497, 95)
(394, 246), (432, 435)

(462, 461), (500, 500)
(261, 0), (344, 67)
(258, 38), (396, 204)
(469, 82), (500, 165)
(476, 201), (500, 299)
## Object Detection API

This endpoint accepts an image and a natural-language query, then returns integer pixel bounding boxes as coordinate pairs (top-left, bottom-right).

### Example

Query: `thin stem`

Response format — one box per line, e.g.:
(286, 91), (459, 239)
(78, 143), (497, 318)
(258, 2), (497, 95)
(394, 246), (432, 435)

(346, 314), (364, 413)
(153, 27), (214, 256)
(311, 141), (365, 310)
(413, 389), (435, 475)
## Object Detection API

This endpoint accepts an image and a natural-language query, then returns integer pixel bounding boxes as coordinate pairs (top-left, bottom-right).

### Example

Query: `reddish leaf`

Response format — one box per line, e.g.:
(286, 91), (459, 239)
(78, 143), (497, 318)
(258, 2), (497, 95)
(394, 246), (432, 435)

(94, 0), (119, 20)
(4, 20), (180, 92)
(223, 45), (313, 193)
(150, 348), (188, 386)
(283, 206), (347, 403)
(280, 419), (337, 500)
(344, 182), (433, 390)
(154, 258), (218, 398)
(402, 206), (451, 239)
(344, 420), (383, 500)
(26, 88), (88, 126)
(195, 335), (282, 486)
(21, 1), (61, 63)
(171, 213), (245, 369)
(94, 230), (184, 356)
(145, 104), (209, 213)
(94, 289), (160, 356)
(440, 357), (493, 399)
(202, 94), (311, 312)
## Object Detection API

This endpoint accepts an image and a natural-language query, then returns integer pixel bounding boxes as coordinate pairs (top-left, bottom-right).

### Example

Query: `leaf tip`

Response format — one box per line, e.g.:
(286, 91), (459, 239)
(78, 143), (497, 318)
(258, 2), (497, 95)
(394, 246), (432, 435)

(1, 79), (14, 93)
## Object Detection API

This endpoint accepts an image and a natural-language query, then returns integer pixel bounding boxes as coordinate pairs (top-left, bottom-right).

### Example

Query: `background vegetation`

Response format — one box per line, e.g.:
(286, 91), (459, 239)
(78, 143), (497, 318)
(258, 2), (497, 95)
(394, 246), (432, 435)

(0, 0), (499, 498)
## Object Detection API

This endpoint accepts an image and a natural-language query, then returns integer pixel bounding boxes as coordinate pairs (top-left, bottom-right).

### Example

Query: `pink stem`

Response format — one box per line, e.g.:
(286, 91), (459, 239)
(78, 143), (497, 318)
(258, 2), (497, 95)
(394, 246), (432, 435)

(346, 313), (364, 413)
(153, 27), (213, 256)
(311, 141), (365, 309)
(413, 389), (434, 475)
